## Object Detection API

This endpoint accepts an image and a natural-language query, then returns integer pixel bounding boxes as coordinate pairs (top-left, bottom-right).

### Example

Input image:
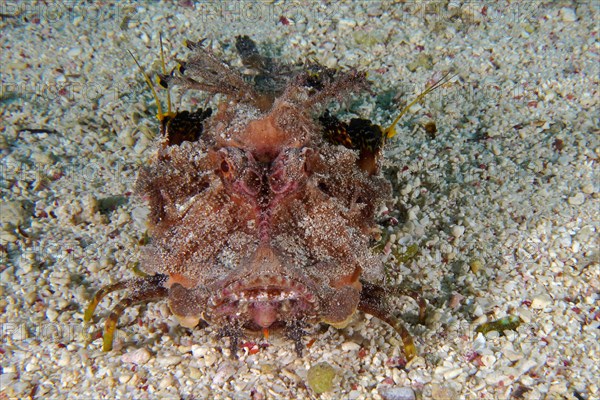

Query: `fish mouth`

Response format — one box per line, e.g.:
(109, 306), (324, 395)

(208, 274), (319, 330)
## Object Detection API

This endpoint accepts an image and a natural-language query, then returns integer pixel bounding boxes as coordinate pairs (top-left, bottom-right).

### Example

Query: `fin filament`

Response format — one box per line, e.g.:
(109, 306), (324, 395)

(385, 71), (456, 139)
(127, 33), (176, 123)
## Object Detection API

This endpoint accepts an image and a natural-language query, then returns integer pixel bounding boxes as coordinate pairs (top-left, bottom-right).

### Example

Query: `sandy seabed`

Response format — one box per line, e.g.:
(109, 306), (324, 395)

(1, 1), (598, 399)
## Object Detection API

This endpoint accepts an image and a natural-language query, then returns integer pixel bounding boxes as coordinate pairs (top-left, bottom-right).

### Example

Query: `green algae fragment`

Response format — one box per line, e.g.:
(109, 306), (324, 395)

(407, 53), (433, 72)
(394, 243), (419, 264)
(475, 316), (522, 335)
(469, 258), (483, 274)
(307, 362), (336, 394)
(353, 31), (380, 47)
(260, 363), (277, 374)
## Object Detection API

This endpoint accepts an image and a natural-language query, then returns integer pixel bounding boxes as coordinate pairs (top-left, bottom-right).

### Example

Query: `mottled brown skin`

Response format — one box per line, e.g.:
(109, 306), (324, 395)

(85, 36), (415, 359)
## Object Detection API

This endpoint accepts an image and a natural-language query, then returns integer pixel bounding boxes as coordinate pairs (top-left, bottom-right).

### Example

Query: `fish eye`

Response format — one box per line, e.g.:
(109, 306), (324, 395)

(221, 160), (230, 173)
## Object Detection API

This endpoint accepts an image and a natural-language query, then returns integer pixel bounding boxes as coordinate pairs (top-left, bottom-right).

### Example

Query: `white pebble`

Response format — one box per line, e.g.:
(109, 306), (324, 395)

(577, 226), (595, 241)
(568, 192), (585, 205)
(348, 390), (361, 400)
(518, 307), (533, 323)
(559, 7), (577, 22)
(116, 211), (131, 225)
(121, 348), (151, 365)
(472, 333), (486, 352)
(443, 367), (463, 380)
(341, 341), (361, 352)
(405, 356), (425, 369)
(46, 308), (59, 322)
(451, 225), (465, 238)
(158, 374), (174, 389)
(20, 259), (33, 274)
(502, 348), (523, 362)
(517, 359), (538, 375)
(531, 294), (552, 309)
(57, 353), (71, 367)
(0, 373), (15, 391)
(431, 384), (457, 400)
(87, 261), (100, 273)
(68, 47), (82, 57)
(0, 231), (17, 243)
(491, 143), (502, 155)
(338, 18), (357, 28)
(189, 367), (202, 380)
(213, 363), (236, 385)
(520, 375), (535, 386)
(25, 361), (39, 372)
(379, 386), (415, 400)
(324, 56), (338, 69)
(0, 201), (28, 226)
(203, 352), (217, 367)
(158, 355), (182, 367)
(191, 345), (208, 358)
(140, 32), (150, 45)
(581, 184), (594, 194)
(481, 354), (496, 367)
(485, 373), (508, 385)
(32, 151), (54, 165)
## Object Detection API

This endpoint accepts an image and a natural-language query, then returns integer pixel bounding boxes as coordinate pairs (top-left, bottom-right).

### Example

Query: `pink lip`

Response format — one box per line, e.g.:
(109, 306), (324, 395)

(208, 275), (318, 329)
